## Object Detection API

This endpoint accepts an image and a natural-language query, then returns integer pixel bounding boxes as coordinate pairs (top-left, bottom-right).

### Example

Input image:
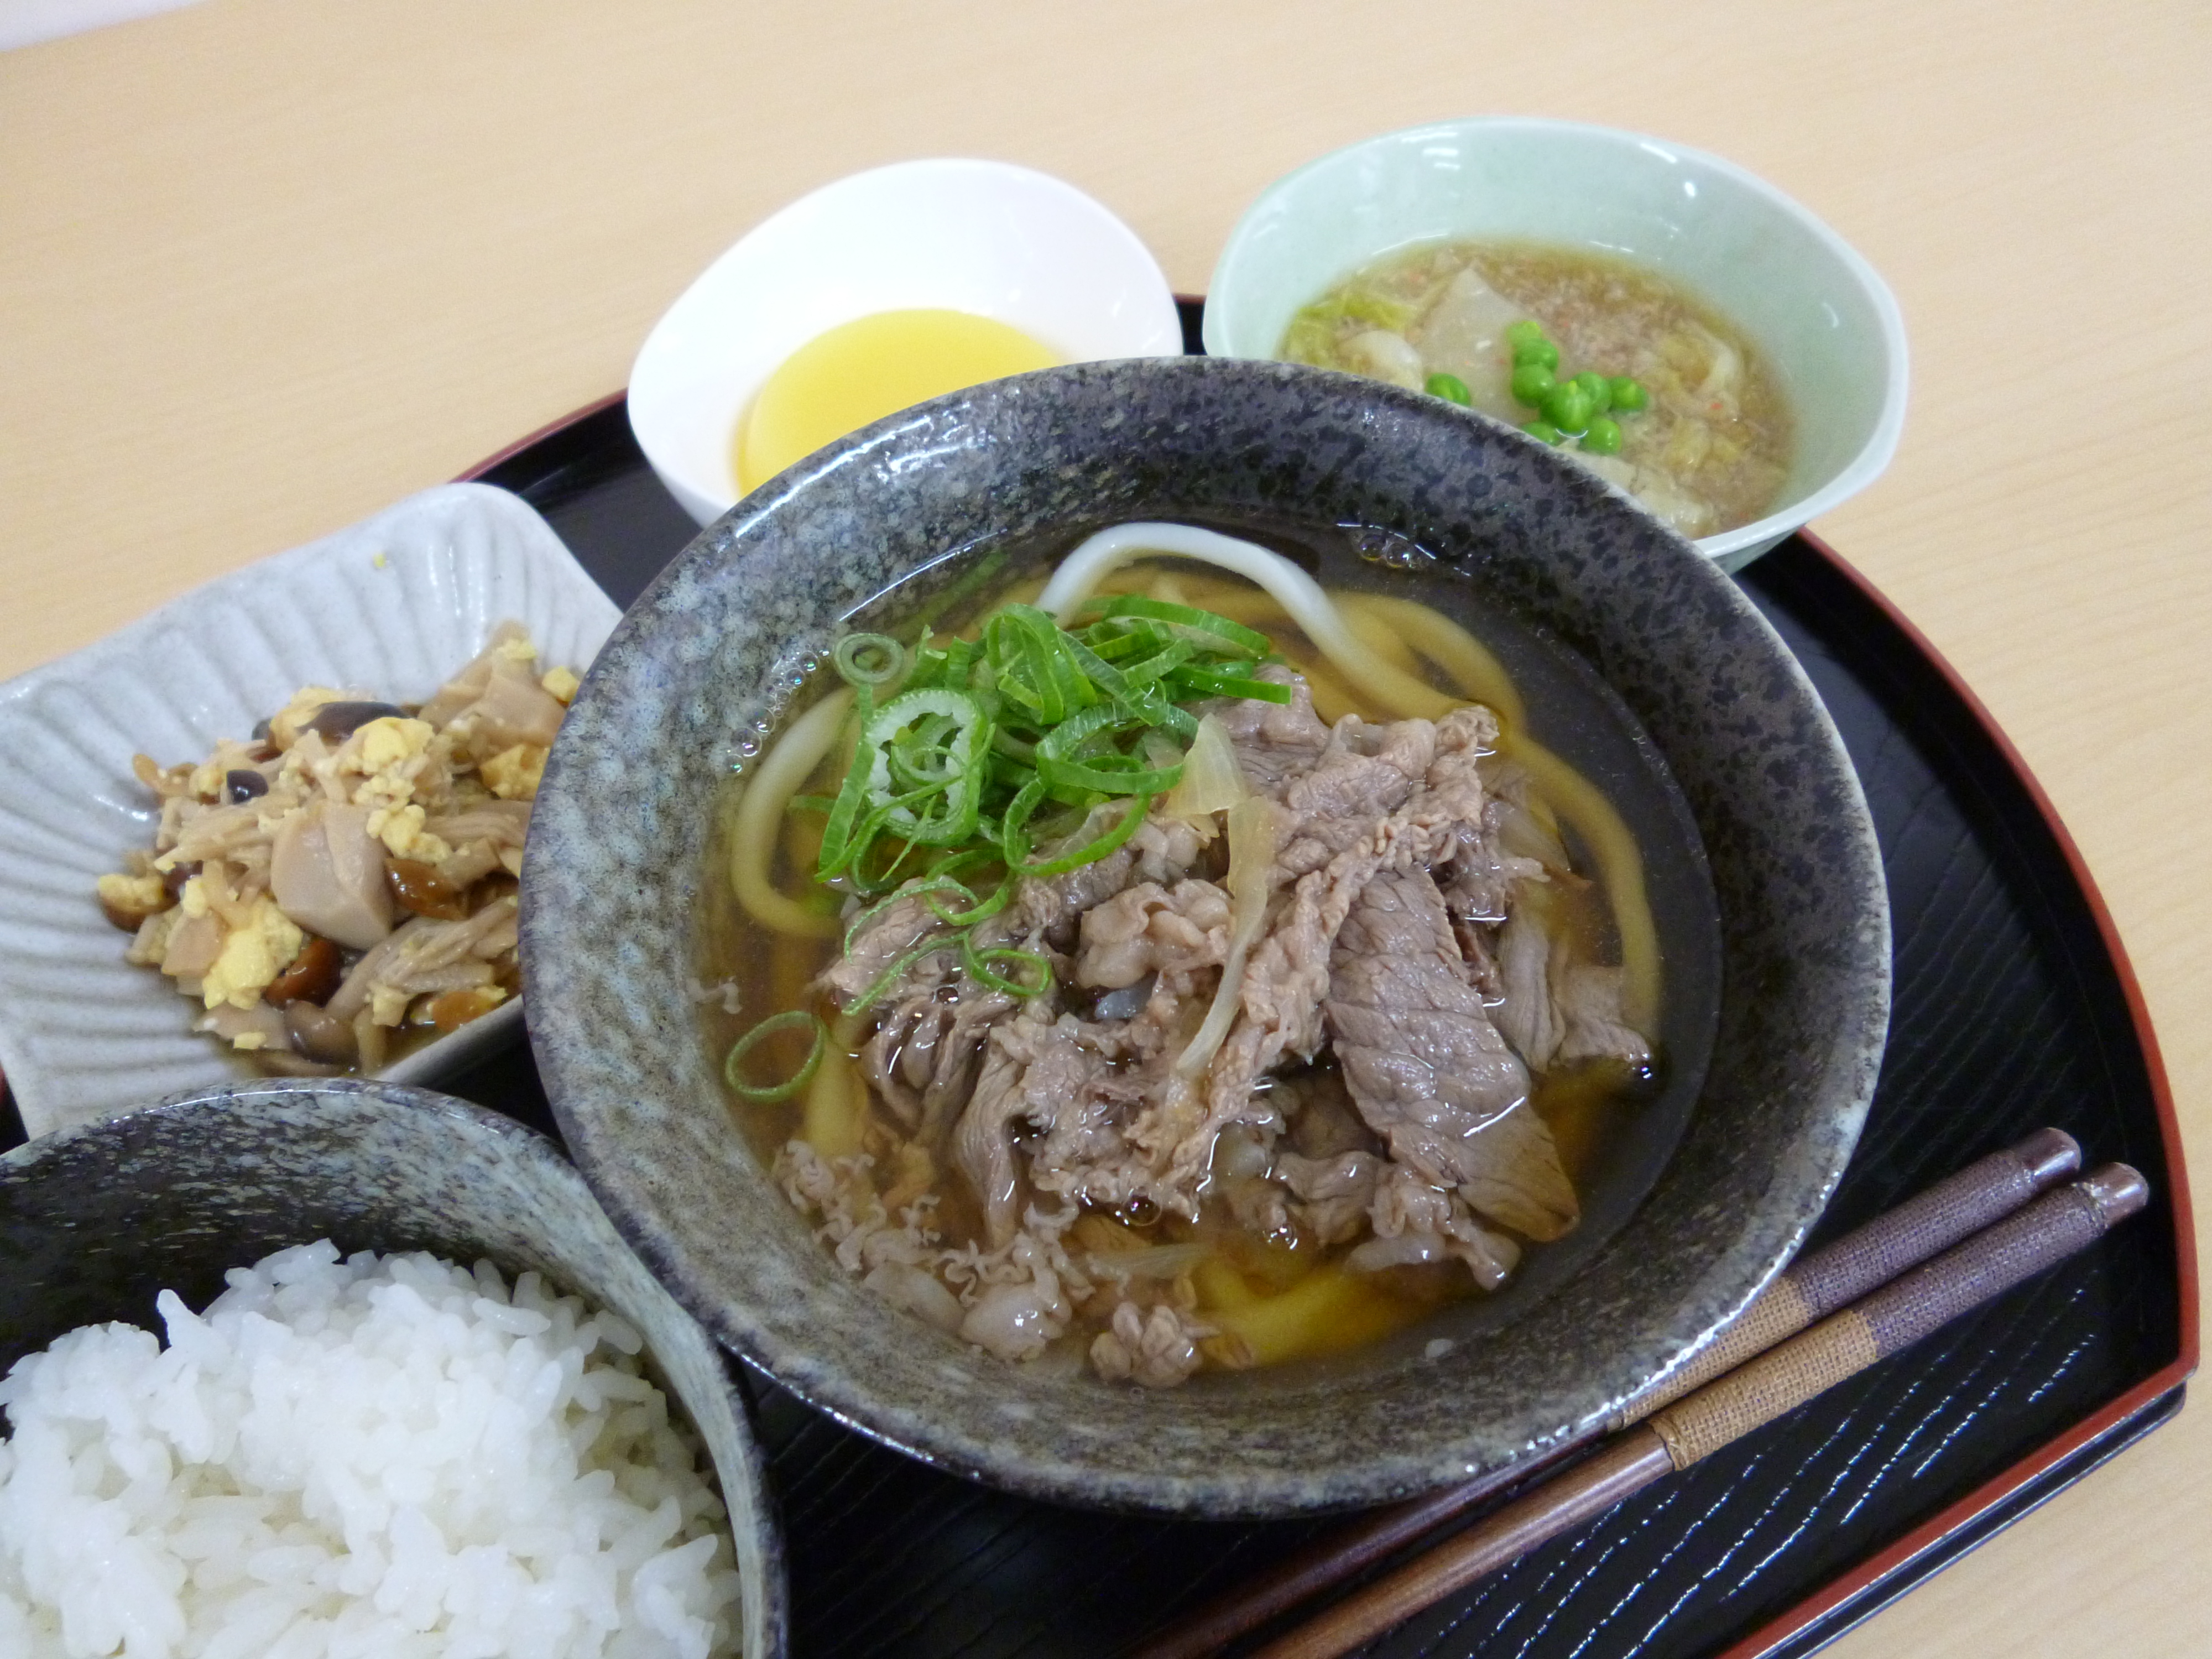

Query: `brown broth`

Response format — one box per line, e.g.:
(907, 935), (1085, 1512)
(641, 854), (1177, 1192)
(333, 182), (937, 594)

(696, 520), (1721, 1375)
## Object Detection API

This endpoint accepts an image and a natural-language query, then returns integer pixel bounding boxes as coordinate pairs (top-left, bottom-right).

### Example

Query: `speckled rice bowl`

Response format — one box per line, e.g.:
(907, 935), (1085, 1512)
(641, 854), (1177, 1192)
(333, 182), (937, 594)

(0, 1080), (787, 1655)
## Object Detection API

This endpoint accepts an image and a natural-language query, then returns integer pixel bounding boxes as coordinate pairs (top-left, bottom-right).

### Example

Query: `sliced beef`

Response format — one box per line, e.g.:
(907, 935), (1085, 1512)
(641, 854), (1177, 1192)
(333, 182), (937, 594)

(957, 1014), (1086, 1245)
(863, 978), (1016, 1141)
(1275, 1149), (1381, 1245)
(1326, 867), (1579, 1243)
(1324, 869), (1531, 1173)
(1278, 1067), (1380, 1161)
(1451, 1098), (1581, 1241)
(955, 1011), (1168, 1245)
(1076, 878), (1231, 988)
(1554, 964), (1654, 1066)
(956, 1234), (1073, 1363)
(1491, 904), (1652, 1076)
(1213, 666), (1330, 790)
(1220, 668), (1443, 883)
(1351, 1165), (1522, 1288)
(1011, 814), (1203, 950)
(1167, 703), (1500, 1196)
(820, 890), (944, 1006)
(1272, 714), (1438, 878)
(1492, 908), (1566, 1071)
(1089, 1299), (1213, 1389)
(1437, 797), (1549, 924)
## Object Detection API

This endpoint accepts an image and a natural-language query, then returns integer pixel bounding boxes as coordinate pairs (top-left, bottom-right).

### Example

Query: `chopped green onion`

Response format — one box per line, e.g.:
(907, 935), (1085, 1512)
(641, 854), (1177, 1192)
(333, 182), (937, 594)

(1170, 663), (1294, 703)
(1081, 594), (1273, 657)
(999, 773), (1050, 868)
(842, 940), (941, 1016)
(859, 689), (990, 847)
(961, 933), (1053, 999)
(724, 1010), (827, 1103)
(813, 683), (878, 879)
(842, 879), (954, 958)
(833, 632), (906, 688)
(1037, 705), (1185, 795)
(926, 874), (1013, 928)
(1016, 791), (1155, 877)
(807, 588), (1289, 975)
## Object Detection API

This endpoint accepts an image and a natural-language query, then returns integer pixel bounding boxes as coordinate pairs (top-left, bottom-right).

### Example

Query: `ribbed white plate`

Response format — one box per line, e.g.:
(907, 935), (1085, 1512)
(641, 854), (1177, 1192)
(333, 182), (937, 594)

(0, 484), (622, 1141)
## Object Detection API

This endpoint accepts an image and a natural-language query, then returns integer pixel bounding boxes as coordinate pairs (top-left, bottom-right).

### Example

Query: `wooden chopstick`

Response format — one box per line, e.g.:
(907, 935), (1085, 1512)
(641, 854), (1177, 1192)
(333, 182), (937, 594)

(1609, 1125), (2081, 1426)
(1126, 1126), (2083, 1659)
(1245, 1163), (2148, 1659)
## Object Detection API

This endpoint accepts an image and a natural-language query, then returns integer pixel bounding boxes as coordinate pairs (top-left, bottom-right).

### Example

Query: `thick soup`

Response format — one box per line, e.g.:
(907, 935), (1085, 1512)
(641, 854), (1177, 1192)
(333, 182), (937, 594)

(698, 522), (1716, 1387)
(1282, 241), (1792, 540)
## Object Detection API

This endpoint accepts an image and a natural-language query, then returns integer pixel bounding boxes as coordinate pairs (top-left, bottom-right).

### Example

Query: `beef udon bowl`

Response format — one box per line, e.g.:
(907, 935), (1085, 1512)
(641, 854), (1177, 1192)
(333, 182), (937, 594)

(521, 357), (1888, 1516)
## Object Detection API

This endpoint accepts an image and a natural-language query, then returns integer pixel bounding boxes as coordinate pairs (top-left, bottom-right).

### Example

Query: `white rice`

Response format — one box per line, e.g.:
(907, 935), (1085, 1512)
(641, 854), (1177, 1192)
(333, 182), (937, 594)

(0, 1242), (743, 1658)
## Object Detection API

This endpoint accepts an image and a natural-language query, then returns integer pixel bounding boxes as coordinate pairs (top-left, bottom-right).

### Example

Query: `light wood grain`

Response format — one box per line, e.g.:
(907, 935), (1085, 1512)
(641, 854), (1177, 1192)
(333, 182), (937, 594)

(4, 2), (2209, 1653)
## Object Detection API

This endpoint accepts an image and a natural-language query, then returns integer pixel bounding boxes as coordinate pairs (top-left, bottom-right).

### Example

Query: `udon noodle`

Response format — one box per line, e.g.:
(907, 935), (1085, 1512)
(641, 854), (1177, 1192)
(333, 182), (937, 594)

(703, 524), (1677, 1386)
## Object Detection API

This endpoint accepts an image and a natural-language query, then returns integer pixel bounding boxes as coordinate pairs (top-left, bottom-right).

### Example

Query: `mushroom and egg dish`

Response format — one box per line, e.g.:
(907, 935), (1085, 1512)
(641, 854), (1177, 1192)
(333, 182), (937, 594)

(96, 625), (578, 1074)
(705, 523), (1715, 1389)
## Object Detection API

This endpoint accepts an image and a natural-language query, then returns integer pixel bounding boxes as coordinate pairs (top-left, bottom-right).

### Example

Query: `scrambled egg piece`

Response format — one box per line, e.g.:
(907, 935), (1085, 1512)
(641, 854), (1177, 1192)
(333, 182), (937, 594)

(308, 716), (452, 857)
(480, 742), (548, 802)
(199, 895), (304, 1011)
(97, 871), (168, 916)
(346, 716), (437, 810)
(366, 801), (450, 860)
(540, 665), (580, 704)
(496, 635), (540, 667)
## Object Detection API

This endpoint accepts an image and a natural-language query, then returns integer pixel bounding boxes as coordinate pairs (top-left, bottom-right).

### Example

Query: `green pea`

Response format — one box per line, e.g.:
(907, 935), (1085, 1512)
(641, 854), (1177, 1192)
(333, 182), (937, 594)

(1512, 337), (1561, 373)
(1426, 372), (1473, 407)
(1573, 372), (1612, 414)
(1540, 382), (1593, 434)
(1510, 362), (1556, 408)
(1521, 421), (1563, 445)
(1505, 319), (1546, 351)
(1609, 377), (1649, 413)
(1581, 416), (1623, 455)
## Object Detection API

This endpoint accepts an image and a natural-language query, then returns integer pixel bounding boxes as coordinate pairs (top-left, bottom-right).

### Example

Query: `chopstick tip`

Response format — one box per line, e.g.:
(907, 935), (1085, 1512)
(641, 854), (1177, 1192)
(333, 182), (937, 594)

(2079, 1163), (2150, 1225)
(2021, 1126), (2083, 1186)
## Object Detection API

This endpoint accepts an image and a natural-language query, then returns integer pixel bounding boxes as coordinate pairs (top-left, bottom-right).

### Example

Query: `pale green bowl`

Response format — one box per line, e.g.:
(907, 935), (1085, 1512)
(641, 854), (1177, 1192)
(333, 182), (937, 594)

(1203, 118), (1908, 571)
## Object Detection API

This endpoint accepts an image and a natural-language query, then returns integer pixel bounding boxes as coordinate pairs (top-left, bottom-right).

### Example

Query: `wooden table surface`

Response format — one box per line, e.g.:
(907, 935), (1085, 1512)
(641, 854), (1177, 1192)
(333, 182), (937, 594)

(5, 2), (2207, 1653)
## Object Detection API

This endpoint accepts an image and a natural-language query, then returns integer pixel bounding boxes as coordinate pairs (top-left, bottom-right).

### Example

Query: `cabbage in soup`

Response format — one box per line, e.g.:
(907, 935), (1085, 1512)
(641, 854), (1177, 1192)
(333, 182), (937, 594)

(1282, 242), (1792, 540)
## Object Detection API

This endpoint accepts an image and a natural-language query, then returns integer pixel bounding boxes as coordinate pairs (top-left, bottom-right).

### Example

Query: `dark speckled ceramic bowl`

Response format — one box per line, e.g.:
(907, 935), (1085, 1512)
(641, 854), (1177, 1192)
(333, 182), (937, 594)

(522, 356), (1890, 1517)
(0, 1080), (787, 1657)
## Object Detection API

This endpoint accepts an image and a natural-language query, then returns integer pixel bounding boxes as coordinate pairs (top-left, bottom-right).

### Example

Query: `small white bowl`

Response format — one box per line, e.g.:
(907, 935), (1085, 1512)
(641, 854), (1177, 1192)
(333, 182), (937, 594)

(1204, 118), (1908, 570)
(629, 158), (1185, 526)
(0, 484), (620, 1140)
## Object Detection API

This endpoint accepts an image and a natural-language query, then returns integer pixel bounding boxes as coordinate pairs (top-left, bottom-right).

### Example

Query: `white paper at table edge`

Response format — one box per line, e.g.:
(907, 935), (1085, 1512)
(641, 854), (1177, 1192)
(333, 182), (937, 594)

(0, 483), (622, 1140)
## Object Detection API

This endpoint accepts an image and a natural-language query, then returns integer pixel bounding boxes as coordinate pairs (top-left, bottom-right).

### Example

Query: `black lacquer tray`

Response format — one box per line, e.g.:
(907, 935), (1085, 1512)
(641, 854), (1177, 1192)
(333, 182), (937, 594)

(458, 371), (2193, 1658)
(4, 310), (2192, 1657)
